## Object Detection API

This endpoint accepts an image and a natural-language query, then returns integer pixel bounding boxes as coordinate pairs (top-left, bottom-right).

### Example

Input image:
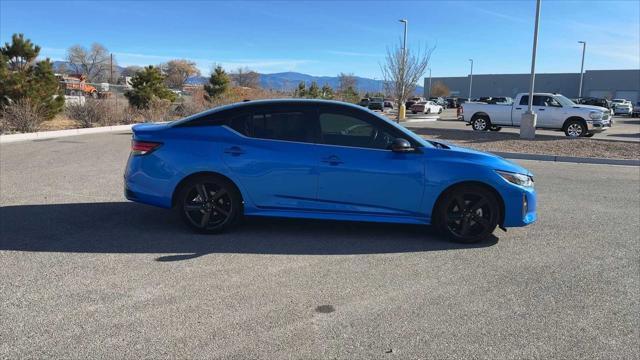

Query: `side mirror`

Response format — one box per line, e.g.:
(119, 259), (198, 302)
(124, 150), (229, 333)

(390, 138), (414, 152)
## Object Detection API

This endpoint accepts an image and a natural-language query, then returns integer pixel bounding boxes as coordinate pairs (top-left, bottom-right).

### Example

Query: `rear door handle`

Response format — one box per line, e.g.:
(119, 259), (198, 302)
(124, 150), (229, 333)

(224, 146), (245, 156)
(538, 108), (545, 111)
(515, 107), (522, 110)
(321, 155), (343, 165)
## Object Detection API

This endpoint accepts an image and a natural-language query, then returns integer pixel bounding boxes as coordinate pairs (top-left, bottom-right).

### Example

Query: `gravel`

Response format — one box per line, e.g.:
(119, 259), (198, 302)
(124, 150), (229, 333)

(407, 126), (640, 160)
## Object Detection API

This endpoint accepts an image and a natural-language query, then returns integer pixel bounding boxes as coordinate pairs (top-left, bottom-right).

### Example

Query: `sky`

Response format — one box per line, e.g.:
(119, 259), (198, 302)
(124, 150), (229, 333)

(1, 0), (639, 79)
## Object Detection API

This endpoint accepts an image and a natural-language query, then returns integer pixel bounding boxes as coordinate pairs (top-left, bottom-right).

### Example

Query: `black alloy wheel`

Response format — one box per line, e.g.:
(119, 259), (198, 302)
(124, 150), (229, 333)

(178, 175), (241, 233)
(437, 185), (499, 243)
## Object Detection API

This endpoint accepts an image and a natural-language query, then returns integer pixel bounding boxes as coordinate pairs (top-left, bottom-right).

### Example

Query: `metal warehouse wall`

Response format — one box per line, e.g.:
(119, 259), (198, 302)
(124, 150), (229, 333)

(425, 69), (640, 102)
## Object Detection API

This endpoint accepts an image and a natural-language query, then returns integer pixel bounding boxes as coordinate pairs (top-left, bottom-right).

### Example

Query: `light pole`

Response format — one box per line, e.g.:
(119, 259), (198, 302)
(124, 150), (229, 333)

(578, 41), (586, 99)
(428, 68), (432, 98)
(468, 59), (473, 101)
(398, 19), (408, 121)
(521, 0), (541, 140)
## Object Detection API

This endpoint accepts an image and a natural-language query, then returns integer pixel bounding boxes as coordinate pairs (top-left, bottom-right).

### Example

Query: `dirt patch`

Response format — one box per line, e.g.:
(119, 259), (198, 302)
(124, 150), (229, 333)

(408, 127), (640, 160)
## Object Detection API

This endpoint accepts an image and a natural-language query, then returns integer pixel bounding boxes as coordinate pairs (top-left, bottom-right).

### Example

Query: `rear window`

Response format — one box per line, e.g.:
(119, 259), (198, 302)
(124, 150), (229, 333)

(228, 111), (314, 143)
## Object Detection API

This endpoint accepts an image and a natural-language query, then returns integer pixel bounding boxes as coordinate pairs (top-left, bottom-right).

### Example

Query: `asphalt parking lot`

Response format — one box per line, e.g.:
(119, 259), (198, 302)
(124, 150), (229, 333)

(1, 132), (639, 359)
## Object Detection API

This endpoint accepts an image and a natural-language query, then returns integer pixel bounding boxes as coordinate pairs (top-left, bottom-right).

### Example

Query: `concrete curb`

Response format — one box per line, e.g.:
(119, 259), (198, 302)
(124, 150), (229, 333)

(492, 151), (640, 167)
(0, 124), (133, 144)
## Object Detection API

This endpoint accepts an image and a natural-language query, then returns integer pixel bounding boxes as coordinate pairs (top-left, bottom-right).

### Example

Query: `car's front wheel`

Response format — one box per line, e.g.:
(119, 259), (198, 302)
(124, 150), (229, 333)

(436, 185), (499, 243)
(177, 175), (242, 234)
(564, 120), (587, 137)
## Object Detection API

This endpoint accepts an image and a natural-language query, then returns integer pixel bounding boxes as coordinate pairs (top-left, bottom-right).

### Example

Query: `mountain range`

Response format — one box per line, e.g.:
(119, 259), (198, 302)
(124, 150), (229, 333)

(52, 61), (424, 94)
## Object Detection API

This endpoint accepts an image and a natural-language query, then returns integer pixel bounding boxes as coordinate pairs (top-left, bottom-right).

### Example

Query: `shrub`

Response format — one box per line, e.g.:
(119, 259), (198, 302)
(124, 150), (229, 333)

(138, 98), (173, 122)
(0, 98), (46, 133)
(65, 99), (116, 128)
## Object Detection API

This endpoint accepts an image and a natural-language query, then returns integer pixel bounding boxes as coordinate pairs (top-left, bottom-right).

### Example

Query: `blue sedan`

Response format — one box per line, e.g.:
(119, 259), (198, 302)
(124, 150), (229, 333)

(125, 99), (536, 243)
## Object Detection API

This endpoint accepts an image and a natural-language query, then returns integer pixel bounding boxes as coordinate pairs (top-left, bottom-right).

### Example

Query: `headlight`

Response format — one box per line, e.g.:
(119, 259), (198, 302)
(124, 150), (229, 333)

(496, 170), (534, 187)
(589, 111), (603, 120)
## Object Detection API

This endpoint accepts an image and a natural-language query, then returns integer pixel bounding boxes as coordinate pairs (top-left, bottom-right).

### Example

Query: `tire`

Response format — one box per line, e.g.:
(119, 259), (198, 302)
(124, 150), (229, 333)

(435, 185), (499, 243)
(471, 116), (490, 131)
(176, 175), (242, 234)
(426, 109), (431, 114)
(564, 119), (587, 137)
(489, 126), (502, 132)
(584, 132), (595, 137)
(412, 111), (417, 114)
(438, 109), (443, 114)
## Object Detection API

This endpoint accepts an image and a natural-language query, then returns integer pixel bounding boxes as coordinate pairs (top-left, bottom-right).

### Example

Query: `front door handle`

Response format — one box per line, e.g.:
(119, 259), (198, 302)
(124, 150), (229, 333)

(321, 155), (343, 165)
(224, 146), (245, 156)
(538, 108), (545, 111)
(515, 107), (522, 110)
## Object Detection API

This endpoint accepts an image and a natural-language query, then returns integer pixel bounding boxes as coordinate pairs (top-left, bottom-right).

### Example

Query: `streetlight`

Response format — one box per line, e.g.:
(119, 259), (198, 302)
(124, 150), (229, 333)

(398, 19), (408, 121)
(521, 0), (542, 140)
(468, 59), (473, 101)
(578, 41), (586, 99)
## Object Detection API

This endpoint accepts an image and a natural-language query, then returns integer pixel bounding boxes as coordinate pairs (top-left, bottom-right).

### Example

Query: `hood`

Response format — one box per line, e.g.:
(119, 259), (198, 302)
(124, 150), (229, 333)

(572, 104), (608, 112)
(433, 142), (532, 176)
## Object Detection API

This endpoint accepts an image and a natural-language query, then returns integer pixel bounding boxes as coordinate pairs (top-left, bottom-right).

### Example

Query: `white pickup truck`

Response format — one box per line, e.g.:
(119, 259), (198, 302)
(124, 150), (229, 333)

(461, 93), (612, 137)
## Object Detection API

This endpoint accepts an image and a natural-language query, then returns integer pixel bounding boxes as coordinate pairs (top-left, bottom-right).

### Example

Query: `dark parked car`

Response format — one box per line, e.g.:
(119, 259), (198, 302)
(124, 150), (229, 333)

(577, 97), (612, 111)
(383, 100), (394, 109)
(358, 98), (370, 107)
(405, 97), (425, 109)
(446, 98), (458, 108)
(368, 97), (384, 111)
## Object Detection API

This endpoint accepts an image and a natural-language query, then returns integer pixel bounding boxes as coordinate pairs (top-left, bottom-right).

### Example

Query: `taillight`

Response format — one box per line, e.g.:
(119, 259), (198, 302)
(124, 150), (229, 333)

(131, 140), (162, 156)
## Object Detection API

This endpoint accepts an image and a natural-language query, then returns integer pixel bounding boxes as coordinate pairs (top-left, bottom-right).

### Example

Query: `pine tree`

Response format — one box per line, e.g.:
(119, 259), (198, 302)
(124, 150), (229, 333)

(0, 33), (63, 119)
(321, 84), (334, 100)
(294, 81), (306, 98)
(124, 65), (176, 109)
(307, 81), (320, 98)
(204, 66), (229, 102)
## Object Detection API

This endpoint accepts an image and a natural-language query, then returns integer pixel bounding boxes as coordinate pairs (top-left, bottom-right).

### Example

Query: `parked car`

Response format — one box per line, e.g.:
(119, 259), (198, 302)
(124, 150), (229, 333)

(405, 97), (425, 109)
(368, 97), (384, 111)
(358, 98), (370, 107)
(446, 98), (458, 109)
(577, 97), (611, 109)
(633, 101), (640, 117)
(612, 99), (633, 115)
(429, 97), (447, 108)
(411, 101), (443, 114)
(383, 100), (394, 109)
(461, 93), (611, 137)
(124, 99), (537, 243)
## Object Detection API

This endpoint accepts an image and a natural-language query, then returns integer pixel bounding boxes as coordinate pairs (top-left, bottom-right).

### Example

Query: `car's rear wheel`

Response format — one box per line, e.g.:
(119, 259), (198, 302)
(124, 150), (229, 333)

(564, 120), (586, 137)
(489, 126), (502, 131)
(177, 175), (241, 234)
(426, 108), (431, 114)
(471, 116), (490, 131)
(436, 185), (499, 243)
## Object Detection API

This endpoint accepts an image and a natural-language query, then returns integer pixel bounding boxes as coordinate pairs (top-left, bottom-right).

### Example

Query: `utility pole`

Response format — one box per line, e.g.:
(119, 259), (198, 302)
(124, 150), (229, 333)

(468, 59), (473, 101)
(110, 53), (113, 84)
(578, 41), (586, 98)
(428, 68), (432, 98)
(521, 0), (541, 140)
(398, 19), (408, 122)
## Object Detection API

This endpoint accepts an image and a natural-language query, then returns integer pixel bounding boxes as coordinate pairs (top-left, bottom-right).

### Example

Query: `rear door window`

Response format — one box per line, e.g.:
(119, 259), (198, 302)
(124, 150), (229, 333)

(227, 106), (318, 143)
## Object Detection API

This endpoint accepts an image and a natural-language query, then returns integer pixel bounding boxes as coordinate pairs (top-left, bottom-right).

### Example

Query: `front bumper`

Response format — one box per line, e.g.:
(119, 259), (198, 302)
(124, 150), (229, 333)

(586, 119), (612, 132)
(502, 185), (537, 227)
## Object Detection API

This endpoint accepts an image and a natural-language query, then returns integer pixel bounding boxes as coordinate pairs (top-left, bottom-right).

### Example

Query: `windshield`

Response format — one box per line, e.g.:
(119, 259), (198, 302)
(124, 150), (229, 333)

(554, 95), (576, 107)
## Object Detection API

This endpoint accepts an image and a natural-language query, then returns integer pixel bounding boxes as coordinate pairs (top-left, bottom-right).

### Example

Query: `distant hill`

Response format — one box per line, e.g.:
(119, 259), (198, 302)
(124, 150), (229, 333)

(52, 61), (423, 94)
(190, 71), (424, 95)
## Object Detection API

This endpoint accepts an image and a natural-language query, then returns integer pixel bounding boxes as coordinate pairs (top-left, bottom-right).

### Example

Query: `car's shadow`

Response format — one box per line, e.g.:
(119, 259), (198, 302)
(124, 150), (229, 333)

(0, 202), (498, 261)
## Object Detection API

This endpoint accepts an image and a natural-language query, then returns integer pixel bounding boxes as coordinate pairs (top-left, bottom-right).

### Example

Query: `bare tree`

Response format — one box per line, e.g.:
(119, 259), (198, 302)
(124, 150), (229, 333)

(230, 67), (260, 88)
(380, 43), (434, 120)
(160, 59), (200, 89)
(338, 73), (359, 103)
(431, 81), (450, 97)
(67, 43), (115, 82)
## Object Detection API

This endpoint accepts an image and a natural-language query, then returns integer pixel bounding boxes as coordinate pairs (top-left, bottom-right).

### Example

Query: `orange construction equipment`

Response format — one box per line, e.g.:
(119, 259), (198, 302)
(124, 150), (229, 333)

(58, 74), (98, 98)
